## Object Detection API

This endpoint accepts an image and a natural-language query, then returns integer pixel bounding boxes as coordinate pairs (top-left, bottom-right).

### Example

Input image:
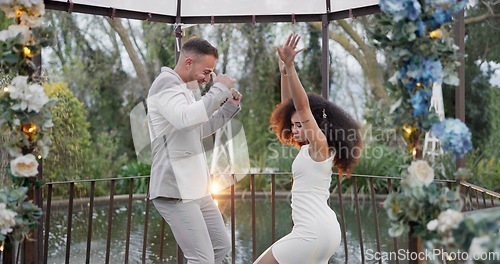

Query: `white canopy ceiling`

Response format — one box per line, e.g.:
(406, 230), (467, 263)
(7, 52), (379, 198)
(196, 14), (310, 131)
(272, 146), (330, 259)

(45, 0), (379, 23)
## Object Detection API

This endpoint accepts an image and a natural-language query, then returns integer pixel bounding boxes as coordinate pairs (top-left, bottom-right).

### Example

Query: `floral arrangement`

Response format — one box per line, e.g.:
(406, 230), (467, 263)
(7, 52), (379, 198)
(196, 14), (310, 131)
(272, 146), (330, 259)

(384, 160), (462, 238)
(374, 0), (499, 261)
(0, 0), (53, 250)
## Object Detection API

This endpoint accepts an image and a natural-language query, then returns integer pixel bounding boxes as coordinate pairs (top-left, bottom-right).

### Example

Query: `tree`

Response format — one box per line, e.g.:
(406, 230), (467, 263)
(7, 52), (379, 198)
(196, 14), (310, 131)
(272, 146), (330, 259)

(43, 82), (91, 183)
(45, 12), (134, 160)
(443, 1), (500, 152)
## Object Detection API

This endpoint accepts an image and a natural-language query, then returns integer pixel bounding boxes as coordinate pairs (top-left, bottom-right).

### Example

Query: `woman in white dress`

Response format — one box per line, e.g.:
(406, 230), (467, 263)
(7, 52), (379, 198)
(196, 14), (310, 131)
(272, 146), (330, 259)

(254, 33), (363, 264)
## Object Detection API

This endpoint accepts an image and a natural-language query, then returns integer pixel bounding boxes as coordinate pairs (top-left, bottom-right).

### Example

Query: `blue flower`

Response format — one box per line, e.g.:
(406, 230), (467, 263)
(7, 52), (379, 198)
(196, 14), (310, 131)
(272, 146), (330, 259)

(422, 57), (443, 83)
(400, 56), (443, 91)
(431, 118), (473, 158)
(380, 0), (422, 22)
(430, 9), (452, 29)
(416, 20), (427, 37)
(410, 89), (432, 117)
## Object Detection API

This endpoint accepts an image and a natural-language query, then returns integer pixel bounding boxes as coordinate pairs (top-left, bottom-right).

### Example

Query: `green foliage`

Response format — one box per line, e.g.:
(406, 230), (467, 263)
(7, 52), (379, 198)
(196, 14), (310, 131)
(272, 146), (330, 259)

(86, 131), (128, 179)
(466, 150), (500, 193)
(236, 24), (281, 167)
(484, 87), (500, 158)
(299, 24), (324, 94)
(142, 22), (176, 76)
(452, 209), (500, 264)
(443, 61), (494, 151)
(442, 2), (500, 154)
(116, 161), (151, 194)
(0, 2), (55, 245)
(0, 187), (42, 241)
(335, 141), (408, 195)
(384, 169), (462, 239)
(43, 82), (91, 183)
(45, 12), (134, 159)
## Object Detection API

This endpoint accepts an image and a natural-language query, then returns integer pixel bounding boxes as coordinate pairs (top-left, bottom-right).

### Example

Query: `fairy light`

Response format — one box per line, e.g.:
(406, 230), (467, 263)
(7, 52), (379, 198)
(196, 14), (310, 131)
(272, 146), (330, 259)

(22, 123), (37, 139)
(416, 82), (422, 87)
(23, 47), (32, 57)
(0, 240), (4, 252)
(429, 29), (442, 38)
(403, 125), (414, 135)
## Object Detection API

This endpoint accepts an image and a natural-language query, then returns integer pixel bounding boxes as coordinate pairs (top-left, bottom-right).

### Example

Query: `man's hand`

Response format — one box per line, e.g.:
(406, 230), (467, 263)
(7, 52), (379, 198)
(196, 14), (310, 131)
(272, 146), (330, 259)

(229, 88), (242, 106)
(213, 73), (236, 90)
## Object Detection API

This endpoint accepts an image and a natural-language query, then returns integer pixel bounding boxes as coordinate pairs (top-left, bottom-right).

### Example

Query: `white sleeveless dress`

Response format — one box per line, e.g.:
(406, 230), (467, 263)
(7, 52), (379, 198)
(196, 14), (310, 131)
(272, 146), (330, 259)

(271, 145), (341, 263)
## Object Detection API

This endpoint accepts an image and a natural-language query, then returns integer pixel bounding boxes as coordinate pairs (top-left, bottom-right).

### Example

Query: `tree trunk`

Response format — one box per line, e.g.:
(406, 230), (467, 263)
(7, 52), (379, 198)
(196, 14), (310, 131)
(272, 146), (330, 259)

(107, 18), (151, 97)
(310, 21), (389, 106)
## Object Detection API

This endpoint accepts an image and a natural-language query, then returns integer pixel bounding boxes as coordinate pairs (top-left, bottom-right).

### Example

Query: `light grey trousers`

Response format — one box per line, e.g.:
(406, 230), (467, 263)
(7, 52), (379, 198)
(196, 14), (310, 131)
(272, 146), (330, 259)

(152, 196), (231, 264)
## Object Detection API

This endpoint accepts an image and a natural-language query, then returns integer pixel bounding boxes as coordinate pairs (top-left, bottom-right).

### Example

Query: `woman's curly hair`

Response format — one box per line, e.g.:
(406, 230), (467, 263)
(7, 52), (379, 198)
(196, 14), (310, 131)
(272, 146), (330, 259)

(270, 93), (363, 176)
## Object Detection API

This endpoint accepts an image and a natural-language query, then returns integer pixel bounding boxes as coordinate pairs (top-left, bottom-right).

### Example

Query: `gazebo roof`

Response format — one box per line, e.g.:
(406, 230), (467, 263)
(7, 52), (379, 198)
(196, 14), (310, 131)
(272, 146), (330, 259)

(45, 0), (380, 24)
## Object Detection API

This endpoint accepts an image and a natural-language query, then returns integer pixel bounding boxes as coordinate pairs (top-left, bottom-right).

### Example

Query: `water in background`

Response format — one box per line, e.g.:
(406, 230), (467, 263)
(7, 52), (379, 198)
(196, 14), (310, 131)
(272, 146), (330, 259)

(46, 197), (406, 263)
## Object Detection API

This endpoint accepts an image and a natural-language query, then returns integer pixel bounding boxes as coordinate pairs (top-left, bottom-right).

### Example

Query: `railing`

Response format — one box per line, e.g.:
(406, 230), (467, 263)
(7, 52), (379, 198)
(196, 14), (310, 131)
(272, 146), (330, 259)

(34, 174), (500, 264)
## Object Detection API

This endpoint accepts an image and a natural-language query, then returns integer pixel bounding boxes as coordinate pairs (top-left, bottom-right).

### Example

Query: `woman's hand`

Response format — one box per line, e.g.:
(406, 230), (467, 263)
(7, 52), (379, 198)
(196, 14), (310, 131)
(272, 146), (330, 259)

(277, 33), (306, 66)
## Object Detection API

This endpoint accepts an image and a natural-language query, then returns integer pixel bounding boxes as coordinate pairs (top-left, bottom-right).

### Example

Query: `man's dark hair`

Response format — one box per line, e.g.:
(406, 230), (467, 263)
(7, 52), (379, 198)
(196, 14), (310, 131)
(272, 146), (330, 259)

(181, 37), (218, 58)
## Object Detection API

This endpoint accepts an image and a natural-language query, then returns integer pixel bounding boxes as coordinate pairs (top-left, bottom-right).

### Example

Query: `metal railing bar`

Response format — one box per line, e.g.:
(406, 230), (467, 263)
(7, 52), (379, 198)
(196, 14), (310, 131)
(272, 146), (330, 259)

(141, 180), (150, 264)
(85, 181), (95, 264)
(369, 178), (382, 264)
(65, 182), (75, 264)
(271, 174), (276, 243)
(43, 184), (52, 264)
(40, 173), (500, 264)
(231, 174), (236, 264)
(336, 176), (348, 264)
(105, 180), (115, 264)
(46, 175), (151, 185)
(124, 179), (134, 264)
(475, 189), (480, 210)
(387, 179), (399, 264)
(176, 246), (183, 264)
(460, 182), (500, 199)
(44, 172), (439, 186)
(251, 174), (256, 262)
(352, 177), (365, 263)
(468, 187), (474, 211)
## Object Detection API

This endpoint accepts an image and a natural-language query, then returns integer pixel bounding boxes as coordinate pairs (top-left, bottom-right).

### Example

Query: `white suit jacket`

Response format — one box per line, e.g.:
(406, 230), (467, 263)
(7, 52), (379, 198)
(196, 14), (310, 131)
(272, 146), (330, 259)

(147, 67), (240, 200)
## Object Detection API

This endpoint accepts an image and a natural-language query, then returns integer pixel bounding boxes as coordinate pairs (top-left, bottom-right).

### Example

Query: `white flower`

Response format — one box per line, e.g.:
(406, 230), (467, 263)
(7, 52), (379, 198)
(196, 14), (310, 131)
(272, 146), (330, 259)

(0, 203), (17, 235)
(10, 153), (39, 177)
(18, 0), (44, 7)
(436, 209), (463, 233)
(427, 219), (438, 231)
(407, 160), (435, 187)
(26, 83), (49, 112)
(8, 76), (29, 99)
(8, 76), (49, 113)
(0, 1), (45, 27)
(19, 10), (44, 27)
(0, 24), (31, 43)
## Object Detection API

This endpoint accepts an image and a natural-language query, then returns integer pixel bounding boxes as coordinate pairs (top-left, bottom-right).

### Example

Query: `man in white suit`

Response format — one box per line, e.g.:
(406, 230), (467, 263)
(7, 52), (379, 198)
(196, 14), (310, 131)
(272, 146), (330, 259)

(147, 38), (242, 264)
